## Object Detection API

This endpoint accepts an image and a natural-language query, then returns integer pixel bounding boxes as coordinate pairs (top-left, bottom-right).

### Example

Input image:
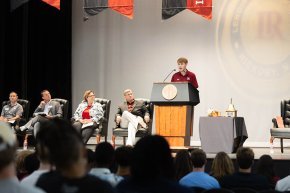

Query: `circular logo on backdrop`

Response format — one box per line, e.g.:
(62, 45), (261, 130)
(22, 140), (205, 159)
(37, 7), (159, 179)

(162, 84), (178, 100)
(216, 0), (290, 101)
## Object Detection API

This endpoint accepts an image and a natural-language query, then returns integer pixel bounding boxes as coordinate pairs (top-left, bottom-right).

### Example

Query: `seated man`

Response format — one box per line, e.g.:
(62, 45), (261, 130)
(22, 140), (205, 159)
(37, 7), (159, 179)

(219, 147), (270, 191)
(179, 148), (220, 190)
(19, 90), (62, 136)
(116, 89), (150, 146)
(0, 91), (23, 128)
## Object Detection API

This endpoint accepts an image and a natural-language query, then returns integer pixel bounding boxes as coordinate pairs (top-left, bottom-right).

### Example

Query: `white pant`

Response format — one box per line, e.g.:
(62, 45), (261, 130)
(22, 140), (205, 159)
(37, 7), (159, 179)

(120, 111), (143, 146)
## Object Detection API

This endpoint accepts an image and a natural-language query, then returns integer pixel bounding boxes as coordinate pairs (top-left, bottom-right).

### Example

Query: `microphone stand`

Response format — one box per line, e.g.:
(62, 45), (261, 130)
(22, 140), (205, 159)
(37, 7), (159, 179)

(163, 69), (176, 82)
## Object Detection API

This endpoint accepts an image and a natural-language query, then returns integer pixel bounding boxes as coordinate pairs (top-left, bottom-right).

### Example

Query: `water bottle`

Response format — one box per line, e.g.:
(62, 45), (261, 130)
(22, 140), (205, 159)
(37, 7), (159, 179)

(270, 142), (274, 154)
(23, 139), (28, 150)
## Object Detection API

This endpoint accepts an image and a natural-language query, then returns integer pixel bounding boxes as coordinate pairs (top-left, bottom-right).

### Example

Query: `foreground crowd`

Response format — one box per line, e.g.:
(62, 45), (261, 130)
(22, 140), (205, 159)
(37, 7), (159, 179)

(0, 119), (290, 193)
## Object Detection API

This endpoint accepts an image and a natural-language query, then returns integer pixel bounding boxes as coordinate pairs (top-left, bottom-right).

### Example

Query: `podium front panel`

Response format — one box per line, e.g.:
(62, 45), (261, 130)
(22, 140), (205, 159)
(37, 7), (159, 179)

(150, 82), (199, 106)
(155, 105), (193, 146)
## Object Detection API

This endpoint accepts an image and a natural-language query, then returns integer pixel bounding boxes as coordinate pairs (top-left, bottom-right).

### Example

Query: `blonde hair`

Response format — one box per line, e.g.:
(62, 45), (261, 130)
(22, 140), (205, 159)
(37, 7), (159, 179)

(211, 151), (234, 180)
(177, 57), (188, 64)
(123, 89), (132, 96)
(83, 90), (94, 102)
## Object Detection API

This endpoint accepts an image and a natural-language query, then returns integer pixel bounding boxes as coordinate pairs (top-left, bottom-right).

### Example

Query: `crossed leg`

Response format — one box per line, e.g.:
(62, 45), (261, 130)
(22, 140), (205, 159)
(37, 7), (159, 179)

(120, 111), (145, 146)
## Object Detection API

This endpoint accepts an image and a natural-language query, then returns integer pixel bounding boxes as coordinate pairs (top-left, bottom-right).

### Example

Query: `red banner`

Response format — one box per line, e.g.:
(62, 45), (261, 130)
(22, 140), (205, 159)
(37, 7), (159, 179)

(108, 0), (133, 19)
(187, 0), (212, 20)
(42, 0), (60, 10)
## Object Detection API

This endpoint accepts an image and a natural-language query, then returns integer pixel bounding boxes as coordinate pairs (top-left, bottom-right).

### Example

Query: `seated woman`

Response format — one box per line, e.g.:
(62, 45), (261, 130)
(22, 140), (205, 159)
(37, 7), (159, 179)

(72, 90), (104, 144)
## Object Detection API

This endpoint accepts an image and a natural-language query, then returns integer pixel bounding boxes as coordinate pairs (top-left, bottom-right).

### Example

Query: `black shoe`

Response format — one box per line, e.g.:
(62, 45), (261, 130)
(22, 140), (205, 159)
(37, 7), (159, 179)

(14, 126), (26, 135)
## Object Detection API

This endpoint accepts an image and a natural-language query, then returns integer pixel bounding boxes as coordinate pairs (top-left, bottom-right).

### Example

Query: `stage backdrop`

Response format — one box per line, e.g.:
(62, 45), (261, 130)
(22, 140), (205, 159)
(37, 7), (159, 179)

(72, 0), (290, 147)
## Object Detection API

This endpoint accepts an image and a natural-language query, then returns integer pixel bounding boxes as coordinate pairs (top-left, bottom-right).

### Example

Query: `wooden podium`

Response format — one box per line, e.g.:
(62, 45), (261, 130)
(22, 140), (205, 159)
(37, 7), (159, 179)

(150, 82), (200, 146)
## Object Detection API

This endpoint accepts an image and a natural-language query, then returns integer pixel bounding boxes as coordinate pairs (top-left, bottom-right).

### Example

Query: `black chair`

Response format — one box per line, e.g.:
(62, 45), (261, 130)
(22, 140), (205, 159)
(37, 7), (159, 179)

(232, 188), (258, 193)
(260, 190), (284, 193)
(111, 98), (153, 147)
(203, 188), (234, 193)
(24, 98), (69, 145)
(51, 98), (69, 119)
(270, 99), (290, 153)
(1, 99), (30, 128)
(91, 98), (111, 143)
(191, 187), (206, 193)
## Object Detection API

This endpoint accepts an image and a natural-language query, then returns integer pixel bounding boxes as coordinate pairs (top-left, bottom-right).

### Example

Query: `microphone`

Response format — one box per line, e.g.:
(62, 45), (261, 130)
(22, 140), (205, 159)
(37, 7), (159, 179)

(163, 69), (176, 82)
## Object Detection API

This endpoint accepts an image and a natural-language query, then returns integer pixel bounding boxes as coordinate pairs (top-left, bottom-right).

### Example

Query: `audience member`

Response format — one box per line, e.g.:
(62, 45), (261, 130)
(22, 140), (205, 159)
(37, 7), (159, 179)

(19, 90), (62, 136)
(15, 150), (33, 180)
(0, 122), (44, 193)
(174, 149), (193, 181)
(0, 91), (23, 128)
(117, 135), (192, 193)
(210, 152), (234, 182)
(219, 147), (270, 191)
(275, 174), (290, 192)
(179, 148), (220, 190)
(23, 152), (40, 175)
(35, 118), (116, 193)
(115, 145), (133, 178)
(256, 154), (280, 189)
(21, 138), (53, 186)
(86, 148), (95, 172)
(89, 142), (123, 187)
(115, 89), (149, 146)
(72, 90), (104, 144)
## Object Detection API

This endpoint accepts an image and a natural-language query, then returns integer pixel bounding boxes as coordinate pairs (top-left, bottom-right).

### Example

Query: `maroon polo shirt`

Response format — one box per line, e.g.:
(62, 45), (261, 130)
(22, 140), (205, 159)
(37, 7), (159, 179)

(171, 70), (199, 88)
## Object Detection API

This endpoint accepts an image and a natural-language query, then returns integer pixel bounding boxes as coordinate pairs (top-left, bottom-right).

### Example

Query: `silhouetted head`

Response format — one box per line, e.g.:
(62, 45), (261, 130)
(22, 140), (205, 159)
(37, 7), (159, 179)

(36, 118), (84, 171)
(211, 151), (234, 179)
(190, 148), (207, 168)
(174, 149), (192, 181)
(131, 135), (175, 181)
(236, 147), (254, 169)
(115, 145), (133, 167)
(94, 142), (115, 168)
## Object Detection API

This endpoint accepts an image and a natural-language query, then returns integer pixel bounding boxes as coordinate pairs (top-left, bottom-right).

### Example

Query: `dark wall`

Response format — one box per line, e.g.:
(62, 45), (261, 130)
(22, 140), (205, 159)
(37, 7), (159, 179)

(0, 0), (72, 117)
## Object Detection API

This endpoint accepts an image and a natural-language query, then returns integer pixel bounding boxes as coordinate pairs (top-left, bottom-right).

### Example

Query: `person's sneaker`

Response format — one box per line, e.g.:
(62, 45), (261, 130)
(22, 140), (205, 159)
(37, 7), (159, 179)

(19, 126), (27, 131)
(14, 126), (25, 135)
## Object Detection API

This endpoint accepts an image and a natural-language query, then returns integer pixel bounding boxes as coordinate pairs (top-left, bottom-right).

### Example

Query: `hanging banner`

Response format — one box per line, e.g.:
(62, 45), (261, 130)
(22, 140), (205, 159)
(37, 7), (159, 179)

(84, 0), (134, 19)
(162, 0), (212, 20)
(84, 0), (108, 16)
(42, 0), (60, 10)
(10, 0), (29, 11)
(187, 0), (212, 20)
(162, 0), (186, 20)
(109, 0), (133, 19)
(10, 0), (60, 11)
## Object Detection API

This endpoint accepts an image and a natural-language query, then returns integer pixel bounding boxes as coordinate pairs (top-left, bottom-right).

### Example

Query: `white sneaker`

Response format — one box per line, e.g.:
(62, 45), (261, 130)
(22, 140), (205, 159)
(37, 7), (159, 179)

(20, 126), (27, 131)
